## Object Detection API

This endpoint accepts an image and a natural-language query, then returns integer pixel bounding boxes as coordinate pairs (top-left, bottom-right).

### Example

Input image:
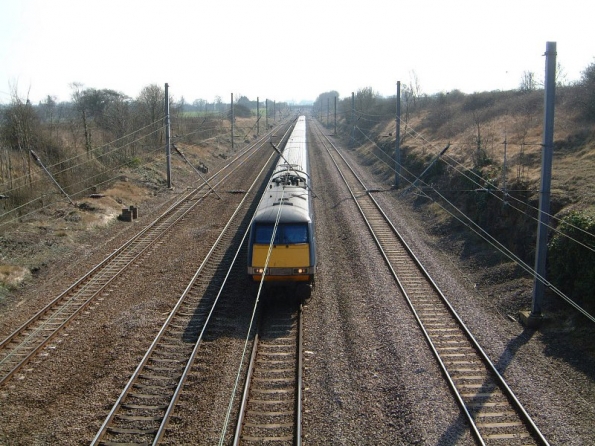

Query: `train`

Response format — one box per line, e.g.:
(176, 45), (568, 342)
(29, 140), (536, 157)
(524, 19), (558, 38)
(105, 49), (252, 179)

(247, 115), (316, 292)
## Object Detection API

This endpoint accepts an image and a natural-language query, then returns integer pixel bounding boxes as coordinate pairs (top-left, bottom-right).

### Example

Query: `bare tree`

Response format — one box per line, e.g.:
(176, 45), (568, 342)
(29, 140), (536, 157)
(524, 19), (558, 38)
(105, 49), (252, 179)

(555, 62), (568, 87)
(1, 85), (39, 189)
(193, 98), (207, 114)
(70, 82), (94, 156)
(577, 60), (595, 119)
(519, 71), (537, 92)
(408, 70), (423, 108)
(214, 95), (223, 114)
(136, 84), (165, 146)
(38, 95), (58, 138)
(356, 87), (377, 114)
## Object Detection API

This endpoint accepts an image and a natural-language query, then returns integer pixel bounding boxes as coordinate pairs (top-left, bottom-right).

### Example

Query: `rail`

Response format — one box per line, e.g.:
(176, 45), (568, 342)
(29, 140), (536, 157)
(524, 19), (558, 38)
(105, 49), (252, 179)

(312, 120), (549, 446)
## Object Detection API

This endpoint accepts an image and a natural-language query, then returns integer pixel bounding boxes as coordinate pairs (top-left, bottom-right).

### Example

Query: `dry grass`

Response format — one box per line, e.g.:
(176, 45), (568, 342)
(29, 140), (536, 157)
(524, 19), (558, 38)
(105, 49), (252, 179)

(0, 265), (30, 289)
(0, 116), (247, 291)
(367, 92), (595, 216)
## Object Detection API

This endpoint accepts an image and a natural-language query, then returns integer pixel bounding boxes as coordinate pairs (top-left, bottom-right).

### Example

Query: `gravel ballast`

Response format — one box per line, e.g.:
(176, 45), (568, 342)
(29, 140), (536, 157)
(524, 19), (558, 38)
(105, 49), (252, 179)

(0, 118), (593, 445)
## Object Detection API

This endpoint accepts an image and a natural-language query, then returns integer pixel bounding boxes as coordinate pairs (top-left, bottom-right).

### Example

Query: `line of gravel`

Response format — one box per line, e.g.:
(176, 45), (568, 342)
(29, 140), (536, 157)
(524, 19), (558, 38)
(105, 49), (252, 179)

(1, 119), (592, 445)
(0, 147), (274, 445)
(331, 129), (595, 444)
(302, 124), (474, 445)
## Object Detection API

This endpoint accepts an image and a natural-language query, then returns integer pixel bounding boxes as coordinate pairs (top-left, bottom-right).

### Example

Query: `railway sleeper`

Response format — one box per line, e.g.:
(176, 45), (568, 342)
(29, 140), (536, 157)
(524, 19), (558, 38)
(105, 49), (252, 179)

(114, 414), (163, 422)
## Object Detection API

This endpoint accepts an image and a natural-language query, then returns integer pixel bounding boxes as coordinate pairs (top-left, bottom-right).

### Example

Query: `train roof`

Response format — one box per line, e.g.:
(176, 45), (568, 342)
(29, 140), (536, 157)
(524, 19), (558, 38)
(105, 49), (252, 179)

(272, 118), (308, 178)
(253, 195), (311, 224)
(253, 169), (312, 224)
(253, 116), (312, 224)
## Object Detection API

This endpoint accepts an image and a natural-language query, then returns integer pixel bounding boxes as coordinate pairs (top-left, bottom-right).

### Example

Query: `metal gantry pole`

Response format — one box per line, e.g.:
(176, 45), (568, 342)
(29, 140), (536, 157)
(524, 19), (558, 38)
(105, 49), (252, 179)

(231, 93), (234, 150)
(30, 150), (75, 205)
(350, 92), (356, 146)
(395, 81), (402, 188)
(334, 96), (337, 136)
(530, 41), (557, 322)
(351, 92), (355, 125)
(165, 83), (171, 189)
(502, 135), (508, 197)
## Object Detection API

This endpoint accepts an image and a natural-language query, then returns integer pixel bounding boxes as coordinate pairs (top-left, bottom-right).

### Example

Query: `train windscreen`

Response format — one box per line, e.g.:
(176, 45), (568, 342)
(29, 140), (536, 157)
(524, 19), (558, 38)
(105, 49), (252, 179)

(254, 223), (308, 244)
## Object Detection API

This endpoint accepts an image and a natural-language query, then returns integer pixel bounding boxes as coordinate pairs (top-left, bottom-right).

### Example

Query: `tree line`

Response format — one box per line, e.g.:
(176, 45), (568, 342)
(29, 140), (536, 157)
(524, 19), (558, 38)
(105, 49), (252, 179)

(0, 81), (296, 227)
(312, 61), (595, 316)
(0, 84), (223, 223)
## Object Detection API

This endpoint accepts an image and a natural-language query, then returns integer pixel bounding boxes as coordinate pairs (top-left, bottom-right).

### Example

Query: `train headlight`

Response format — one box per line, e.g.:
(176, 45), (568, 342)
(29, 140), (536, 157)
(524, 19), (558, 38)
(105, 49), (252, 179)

(294, 268), (308, 274)
(254, 268), (264, 274)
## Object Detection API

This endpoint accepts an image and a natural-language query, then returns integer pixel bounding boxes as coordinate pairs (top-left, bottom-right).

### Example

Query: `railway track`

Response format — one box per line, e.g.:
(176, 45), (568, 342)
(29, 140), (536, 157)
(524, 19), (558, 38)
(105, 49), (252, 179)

(234, 298), (303, 445)
(0, 127), (288, 388)
(92, 120), (299, 445)
(90, 150), (277, 445)
(311, 121), (549, 446)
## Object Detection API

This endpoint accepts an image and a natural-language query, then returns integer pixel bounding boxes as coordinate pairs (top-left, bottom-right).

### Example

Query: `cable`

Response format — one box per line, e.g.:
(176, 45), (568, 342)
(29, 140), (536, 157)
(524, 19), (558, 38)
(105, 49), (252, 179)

(412, 178), (595, 324)
(0, 126), (163, 205)
(218, 188), (286, 446)
(347, 124), (595, 322)
(0, 117), (165, 191)
(398, 117), (594, 241)
(0, 130), (163, 221)
(0, 116), (235, 224)
(0, 117), (241, 230)
(0, 144), (165, 230)
(397, 121), (595, 249)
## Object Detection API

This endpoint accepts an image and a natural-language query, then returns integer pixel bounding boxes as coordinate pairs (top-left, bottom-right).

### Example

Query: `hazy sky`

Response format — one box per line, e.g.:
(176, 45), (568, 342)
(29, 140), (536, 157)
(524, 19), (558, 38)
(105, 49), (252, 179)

(1, 0), (593, 105)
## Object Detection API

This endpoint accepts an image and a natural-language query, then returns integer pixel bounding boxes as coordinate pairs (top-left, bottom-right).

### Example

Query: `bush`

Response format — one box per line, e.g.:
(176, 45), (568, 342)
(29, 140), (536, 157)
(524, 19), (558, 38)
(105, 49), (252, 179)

(228, 103), (251, 119)
(126, 156), (142, 168)
(577, 62), (595, 120)
(548, 211), (595, 311)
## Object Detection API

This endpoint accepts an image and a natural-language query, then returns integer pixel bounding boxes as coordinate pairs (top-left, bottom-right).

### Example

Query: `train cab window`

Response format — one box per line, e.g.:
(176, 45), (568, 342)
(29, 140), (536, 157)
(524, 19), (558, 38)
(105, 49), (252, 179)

(254, 223), (308, 244)
(254, 224), (275, 244)
(281, 224), (308, 243)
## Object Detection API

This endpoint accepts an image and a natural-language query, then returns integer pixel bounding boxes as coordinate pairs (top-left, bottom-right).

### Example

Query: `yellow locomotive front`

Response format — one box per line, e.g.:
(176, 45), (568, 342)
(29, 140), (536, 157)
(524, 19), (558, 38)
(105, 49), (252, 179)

(247, 116), (315, 286)
(250, 219), (313, 283)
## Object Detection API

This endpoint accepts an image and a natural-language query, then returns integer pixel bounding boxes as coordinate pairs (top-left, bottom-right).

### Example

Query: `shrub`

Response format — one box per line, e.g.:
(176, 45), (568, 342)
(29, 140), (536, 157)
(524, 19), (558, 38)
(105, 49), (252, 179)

(228, 104), (251, 119)
(126, 156), (142, 168)
(573, 61), (595, 120)
(548, 211), (595, 311)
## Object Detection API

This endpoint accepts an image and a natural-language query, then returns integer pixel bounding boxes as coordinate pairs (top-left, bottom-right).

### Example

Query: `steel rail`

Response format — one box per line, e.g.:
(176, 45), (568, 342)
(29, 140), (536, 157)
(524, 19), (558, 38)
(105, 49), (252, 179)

(91, 149), (276, 445)
(0, 127), (282, 387)
(153, 119), (299, 445)
(233, 302), (303, 446)
(92, 119), (298, 445)
(312, 121), (549, 445)
(296, 301), (303, 446)
(233, 325), (260, 444)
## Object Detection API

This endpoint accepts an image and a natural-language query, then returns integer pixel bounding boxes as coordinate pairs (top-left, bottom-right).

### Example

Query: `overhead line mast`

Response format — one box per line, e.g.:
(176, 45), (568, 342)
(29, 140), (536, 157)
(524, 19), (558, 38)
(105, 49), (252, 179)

(523, 41), (557, 328)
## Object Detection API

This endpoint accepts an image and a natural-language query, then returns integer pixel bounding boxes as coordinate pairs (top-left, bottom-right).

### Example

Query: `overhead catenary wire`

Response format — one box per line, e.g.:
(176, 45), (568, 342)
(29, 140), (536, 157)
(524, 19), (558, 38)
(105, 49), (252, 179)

(0, 115), (243, 231)
(0, 143), (165, 230)
(0, 117), (166, 191)
(218, 188), (286, 446)
(347, 124), (595, 322)
(0, 116), (236, 227)
(397, 117), (594, 242)
(0, 124), (164, 203)
(1, 124), (164, 195)
(0, 135), (163, 222)
(414, 175), (595, 324)
(357, 120), (595, 252)
(359, 123), (595, 254)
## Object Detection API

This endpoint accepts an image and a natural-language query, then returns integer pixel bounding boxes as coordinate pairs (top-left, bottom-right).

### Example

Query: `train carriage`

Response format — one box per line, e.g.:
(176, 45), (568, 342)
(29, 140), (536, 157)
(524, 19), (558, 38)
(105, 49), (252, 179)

(247, 116), (316, 287)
